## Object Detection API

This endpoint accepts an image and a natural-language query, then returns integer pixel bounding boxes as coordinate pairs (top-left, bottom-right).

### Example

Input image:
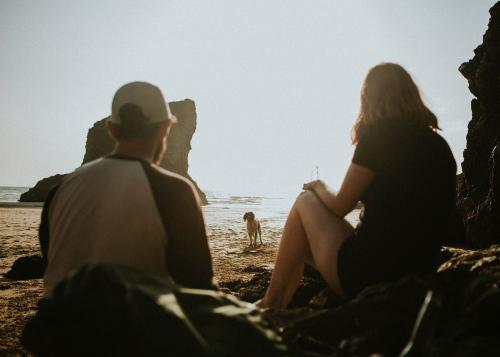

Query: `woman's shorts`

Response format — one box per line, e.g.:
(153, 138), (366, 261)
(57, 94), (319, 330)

(337, 233), (438, 298)
(337, 234), (382, 298)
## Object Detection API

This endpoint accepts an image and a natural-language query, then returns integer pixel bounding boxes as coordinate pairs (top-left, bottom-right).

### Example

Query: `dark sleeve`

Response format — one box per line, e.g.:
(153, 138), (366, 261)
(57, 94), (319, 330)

(143, 164), (216, 290)
(352, 125), (391, 172)
(165, 182), (216, 289)
(39, 185), (60, 263)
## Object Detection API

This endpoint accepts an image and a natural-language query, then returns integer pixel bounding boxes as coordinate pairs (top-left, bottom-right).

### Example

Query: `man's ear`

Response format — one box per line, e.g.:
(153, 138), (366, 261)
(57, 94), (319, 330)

(106, 119), (118, 141)
(160, 121), (172, 139)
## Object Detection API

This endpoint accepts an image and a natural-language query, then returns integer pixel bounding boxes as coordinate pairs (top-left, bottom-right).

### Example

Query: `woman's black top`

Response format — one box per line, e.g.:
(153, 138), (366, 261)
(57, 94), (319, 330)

(338, 121), (456, 297)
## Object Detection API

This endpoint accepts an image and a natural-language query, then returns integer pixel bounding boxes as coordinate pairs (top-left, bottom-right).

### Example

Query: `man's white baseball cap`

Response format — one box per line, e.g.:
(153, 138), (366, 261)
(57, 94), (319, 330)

(111, 81), (177, 125)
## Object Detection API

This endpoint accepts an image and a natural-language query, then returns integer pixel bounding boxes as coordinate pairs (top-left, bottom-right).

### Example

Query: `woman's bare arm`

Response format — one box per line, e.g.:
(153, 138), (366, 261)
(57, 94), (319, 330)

(304, 163), (375, 217)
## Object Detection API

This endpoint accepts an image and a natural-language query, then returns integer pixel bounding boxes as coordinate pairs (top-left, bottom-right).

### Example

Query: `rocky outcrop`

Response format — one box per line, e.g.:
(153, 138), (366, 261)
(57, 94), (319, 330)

(18, 174), (66, 203)
(225, 245), (500, 356)
(20, 99), (207, 204)
(458, 3), (500, 247)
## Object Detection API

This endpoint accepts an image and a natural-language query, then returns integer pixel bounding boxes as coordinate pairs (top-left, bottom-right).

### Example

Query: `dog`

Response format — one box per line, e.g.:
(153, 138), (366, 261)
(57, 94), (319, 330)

(243, 212), (262, 248)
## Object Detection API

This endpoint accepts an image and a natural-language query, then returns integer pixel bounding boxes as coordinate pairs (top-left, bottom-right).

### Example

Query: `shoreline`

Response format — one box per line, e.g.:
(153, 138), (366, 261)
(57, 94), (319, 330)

(0, 202), (43, 208)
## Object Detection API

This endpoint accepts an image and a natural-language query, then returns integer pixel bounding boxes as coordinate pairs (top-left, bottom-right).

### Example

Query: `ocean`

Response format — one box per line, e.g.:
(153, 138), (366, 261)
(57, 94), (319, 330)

(0, 187), (359, 228)
(203, 191), (297, 230)
(0, 187), (30, 203)
(204, 191), (360, 229)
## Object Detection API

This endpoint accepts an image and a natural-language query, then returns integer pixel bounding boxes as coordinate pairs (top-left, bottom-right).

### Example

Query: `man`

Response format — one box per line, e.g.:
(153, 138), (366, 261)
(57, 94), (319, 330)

(39, 82), (215, 296)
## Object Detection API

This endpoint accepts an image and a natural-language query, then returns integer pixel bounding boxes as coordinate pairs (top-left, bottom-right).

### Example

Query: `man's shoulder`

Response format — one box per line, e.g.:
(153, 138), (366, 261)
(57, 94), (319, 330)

(148, 164), (186, 180)
(145, 164), (190, 184)
(142, 164), (197, 197)
(68, 157), (115, 176)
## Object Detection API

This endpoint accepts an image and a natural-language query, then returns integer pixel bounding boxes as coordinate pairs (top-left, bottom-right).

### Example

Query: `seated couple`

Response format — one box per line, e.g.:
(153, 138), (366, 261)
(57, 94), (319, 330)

(40, 63), (456, 310)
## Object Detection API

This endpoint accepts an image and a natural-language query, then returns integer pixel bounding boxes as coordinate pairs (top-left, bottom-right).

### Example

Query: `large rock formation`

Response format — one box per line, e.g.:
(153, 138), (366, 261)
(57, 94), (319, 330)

(458, 3), (500, 247)
(18, 174), (66, 203)
(20, 99), (207, 204)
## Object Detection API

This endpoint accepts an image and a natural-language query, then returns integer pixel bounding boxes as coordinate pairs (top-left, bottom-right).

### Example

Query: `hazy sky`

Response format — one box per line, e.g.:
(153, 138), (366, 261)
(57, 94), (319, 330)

(0, 1), (496, 196)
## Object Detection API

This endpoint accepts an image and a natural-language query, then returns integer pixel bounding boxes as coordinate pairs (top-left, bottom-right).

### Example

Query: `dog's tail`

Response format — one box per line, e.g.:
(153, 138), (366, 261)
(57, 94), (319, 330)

(258, 223), (262, 238)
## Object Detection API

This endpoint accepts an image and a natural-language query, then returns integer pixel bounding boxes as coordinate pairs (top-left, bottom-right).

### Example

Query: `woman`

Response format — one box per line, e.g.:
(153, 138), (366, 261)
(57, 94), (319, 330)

(258, 63), (456, 308)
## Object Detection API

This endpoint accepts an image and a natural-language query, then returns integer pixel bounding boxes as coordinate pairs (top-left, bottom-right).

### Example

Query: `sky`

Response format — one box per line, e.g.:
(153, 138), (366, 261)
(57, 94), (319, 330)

(0, 1), (496, 197)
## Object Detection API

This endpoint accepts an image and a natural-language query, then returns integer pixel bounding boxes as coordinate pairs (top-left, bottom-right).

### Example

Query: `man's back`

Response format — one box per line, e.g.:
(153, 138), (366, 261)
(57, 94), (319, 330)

(41, 155), (214, 295)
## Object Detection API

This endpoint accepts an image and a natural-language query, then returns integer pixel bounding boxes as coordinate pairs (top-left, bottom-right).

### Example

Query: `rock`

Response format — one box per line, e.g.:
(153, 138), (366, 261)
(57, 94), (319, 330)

(223, 271), (271, 303)
(17, 174), (66, 203)
(80, 117), (115, 165)
(308, 288), (345, 309)
(221, 264), (334, 308)
(281, 276), (430, 356)
(288, 266), (330, 309)
(457, 2), (500, 247)
(224, 246), (500, 356)
(241, 264), (272, 274)
(0, 283), (11, 290)
(5, 255), (46, 280)
(20, 99), (207, 204)
(22, 264), (289, 357)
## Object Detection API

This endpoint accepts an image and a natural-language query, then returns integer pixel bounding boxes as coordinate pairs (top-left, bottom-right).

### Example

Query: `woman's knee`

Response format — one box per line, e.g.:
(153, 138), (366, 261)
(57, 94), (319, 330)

(295, 190), (319, 208)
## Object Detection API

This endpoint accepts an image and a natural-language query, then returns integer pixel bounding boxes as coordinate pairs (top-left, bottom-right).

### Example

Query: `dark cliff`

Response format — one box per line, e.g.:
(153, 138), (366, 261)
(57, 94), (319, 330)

(20, 99), (207, 204)
(458, 2), (500, 247)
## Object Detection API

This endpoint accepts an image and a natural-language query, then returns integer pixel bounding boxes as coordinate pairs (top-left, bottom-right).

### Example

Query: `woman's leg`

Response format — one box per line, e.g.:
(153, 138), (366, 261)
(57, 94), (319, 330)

(258, 205), (310, 308)
(258, 191), (354, 309)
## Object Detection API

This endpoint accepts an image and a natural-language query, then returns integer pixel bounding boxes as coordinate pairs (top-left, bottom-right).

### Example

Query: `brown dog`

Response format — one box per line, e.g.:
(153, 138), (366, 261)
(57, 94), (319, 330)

(243, 212), (262, 248)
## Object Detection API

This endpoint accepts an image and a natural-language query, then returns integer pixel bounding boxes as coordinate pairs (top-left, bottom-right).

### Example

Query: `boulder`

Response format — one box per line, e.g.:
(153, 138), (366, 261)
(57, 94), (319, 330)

(5, 255), (46, 280)
(219, 265), (334, 309)
(17, 174), (66, 203)
(226, 245), (500, 356)
(458, 2), (500, 247)
(20, 99), (207, 204)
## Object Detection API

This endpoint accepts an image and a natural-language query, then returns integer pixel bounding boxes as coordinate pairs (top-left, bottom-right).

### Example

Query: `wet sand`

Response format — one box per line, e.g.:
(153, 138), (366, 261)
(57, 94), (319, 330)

(0, 206), (283, 356)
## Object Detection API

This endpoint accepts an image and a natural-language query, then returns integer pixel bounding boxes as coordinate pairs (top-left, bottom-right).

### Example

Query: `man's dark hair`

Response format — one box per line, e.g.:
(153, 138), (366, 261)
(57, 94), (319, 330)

(110, 103), (165, 141)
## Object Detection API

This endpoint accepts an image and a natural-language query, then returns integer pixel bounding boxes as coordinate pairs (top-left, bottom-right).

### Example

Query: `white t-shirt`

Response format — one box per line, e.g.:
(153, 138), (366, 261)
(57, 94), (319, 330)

(40, 155), (214, 296)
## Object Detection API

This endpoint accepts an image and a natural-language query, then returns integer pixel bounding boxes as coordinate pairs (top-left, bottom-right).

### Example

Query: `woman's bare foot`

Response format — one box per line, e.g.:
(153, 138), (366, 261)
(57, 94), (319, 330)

(253, 298), (263, 307)
(253, 298), (277, 313)
(254, 294), (287, 310)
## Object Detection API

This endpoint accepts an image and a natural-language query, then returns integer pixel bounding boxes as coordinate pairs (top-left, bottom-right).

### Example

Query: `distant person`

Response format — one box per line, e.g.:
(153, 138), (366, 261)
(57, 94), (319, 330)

(258, 63), (457, 308)
(39, 82), (215, 296)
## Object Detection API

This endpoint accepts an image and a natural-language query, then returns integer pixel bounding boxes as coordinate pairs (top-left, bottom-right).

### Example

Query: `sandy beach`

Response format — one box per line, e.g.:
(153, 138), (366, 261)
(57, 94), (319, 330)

(0, 207), (44, 356)
(0, 190), (361, 356)
(0, 204), (284, 356)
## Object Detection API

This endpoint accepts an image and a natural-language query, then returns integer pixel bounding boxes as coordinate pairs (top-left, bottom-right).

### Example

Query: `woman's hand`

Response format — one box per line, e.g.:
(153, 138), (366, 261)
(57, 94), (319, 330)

(306, 163), (374, 217)
(302, 180), (325, 192)
(302, 180), (328, 193)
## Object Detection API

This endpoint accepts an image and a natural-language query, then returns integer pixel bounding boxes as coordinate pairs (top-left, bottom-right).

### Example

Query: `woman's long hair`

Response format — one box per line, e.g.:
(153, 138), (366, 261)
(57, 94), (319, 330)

(352, 63), (439, 144)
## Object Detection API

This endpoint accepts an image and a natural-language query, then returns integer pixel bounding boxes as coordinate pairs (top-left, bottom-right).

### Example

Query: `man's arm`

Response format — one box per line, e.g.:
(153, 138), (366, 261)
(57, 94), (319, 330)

(164, 181), (216, 290)
(304, 163), (374, 217)
(142, 163), (216, 290)
(38, 185), (60, 263)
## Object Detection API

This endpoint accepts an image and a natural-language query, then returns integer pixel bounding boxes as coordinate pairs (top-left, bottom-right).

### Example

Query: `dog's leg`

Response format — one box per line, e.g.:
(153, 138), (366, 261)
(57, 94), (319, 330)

(258, 222), (263, 246)
(247, 232), (253, 248)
